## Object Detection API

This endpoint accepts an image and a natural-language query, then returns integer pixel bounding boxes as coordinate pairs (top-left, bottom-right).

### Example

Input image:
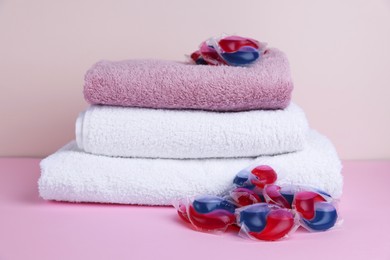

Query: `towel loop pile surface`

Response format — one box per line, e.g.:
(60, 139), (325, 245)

(83, 48), (293, 111)
(76, 103), (308, 159)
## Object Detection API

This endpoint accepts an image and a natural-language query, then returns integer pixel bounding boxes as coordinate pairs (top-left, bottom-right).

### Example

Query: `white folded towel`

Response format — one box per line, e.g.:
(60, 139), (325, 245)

(39, 130), (342, 205)
(76, 103), (308, 159)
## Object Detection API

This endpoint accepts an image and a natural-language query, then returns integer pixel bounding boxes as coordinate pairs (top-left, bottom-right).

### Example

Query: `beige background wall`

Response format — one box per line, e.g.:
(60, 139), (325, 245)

(1, 0), (389, 159)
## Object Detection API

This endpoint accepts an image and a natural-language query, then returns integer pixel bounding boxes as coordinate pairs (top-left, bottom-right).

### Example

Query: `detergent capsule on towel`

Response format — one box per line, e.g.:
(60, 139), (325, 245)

(190, 35), (266, 66)
(249, 165), (277, 188)
(236, 203), (296, 241)
(293, 190), (338, 231)
(221, 46), (260, 66)
(190, 50), (208, 65)
(198, 42), (227, 66)
(233, 165), (277, 189)
(232, 165), (277, 203)
(174, 195), (237, 232)
(233, 169), (254, 188)
(218, 35), (261, 53)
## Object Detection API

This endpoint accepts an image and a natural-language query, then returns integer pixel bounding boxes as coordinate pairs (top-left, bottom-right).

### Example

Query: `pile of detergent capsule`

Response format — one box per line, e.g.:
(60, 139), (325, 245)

(174, 165), (339, 241)
(190, 35), (267, 66)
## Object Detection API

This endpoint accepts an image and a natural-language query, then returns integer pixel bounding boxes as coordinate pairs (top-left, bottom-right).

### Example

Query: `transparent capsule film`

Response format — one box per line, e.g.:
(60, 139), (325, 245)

(289, 186), (342, 232)
(225, 187), (263, 208)
(189, 35), (266, 66)
(235, 203), (299, 241)
(173, 195), (237, 233)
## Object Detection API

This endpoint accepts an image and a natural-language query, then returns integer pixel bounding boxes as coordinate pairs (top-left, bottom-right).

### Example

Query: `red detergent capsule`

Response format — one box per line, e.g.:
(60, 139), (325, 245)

(176, 202), (191, 223)
(218, 36), (261, 53)
(294, 191), (326, 220)
(264, 184), (291, 208)
(199, 42), (226, 65)
(248, 209), (295, 241)
(250, 165), (277, 188)
(188, 205), (236, 231)
(230, 187), (262, 207)
(175, 196), (237, 232)
(190, 50), (202, 62)
(237, 203), (296, 241)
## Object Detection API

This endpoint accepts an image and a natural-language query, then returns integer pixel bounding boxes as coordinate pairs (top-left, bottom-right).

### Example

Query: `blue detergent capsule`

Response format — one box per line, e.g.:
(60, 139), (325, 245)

(302, 202), (338, 231)
(221, 46), (260, 66)
(233, 169), (250, 186)
(193, 195), (236, 214)
(280, 186), (296, 207)
(238, 203), (270, 232)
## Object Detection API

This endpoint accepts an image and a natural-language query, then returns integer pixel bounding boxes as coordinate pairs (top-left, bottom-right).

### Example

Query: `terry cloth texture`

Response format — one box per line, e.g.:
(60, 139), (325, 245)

(84, 48), (293, 111)
(76, 103), (309, 159)
(39, 131), (342, 205)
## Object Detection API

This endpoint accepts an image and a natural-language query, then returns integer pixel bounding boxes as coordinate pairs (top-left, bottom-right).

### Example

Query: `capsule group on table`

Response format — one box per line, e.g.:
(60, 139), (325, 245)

(174, 165), (339, 241)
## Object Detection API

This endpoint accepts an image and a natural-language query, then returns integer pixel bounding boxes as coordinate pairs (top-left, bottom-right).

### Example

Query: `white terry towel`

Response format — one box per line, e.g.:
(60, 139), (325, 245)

(76, 103), (309, 159)
(39, 130), (342, 205)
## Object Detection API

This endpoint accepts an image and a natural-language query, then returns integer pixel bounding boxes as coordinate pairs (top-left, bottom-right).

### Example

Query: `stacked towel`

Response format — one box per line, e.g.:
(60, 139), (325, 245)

(75, 103), (308, 159)
(39, 131), (342, 205)
(84, 48), (292, 111)
(39, 47), (343, 205)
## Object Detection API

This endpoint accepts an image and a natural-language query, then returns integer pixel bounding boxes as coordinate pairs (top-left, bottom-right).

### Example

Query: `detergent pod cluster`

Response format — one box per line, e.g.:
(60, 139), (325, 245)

(190, 35), (267, 66)
(174, 165), (340, 241)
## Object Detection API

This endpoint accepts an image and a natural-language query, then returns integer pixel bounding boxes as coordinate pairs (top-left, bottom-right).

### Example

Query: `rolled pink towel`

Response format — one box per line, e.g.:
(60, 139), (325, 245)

(84, 48), (293, 111)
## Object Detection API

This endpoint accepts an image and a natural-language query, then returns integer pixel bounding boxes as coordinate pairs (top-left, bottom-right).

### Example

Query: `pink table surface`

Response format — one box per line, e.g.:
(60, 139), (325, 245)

(1, 159), (390, 260)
